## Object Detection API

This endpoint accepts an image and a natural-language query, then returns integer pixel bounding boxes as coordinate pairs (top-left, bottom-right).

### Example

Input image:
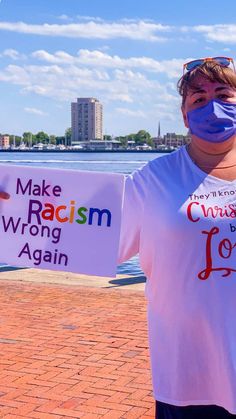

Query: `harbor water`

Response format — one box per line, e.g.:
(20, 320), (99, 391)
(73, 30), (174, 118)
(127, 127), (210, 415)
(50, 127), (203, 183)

(0, 151), (166, 276)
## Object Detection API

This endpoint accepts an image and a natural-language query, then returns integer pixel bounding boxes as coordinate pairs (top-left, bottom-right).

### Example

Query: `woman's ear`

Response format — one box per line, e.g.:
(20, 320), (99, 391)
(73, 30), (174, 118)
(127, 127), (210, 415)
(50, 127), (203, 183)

(181, 105), (189, 129)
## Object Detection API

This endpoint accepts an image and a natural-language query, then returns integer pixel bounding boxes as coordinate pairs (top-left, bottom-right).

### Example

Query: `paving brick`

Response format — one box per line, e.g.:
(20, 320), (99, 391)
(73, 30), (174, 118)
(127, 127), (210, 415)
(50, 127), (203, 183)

(87, 400), (132, 413)
(126, 389), (152, 400)
(123, 398), (153, 409)
(122, 406), (149, 418)
(59, 398), (83, 410)
(83, 388), (115, 397)
(91, 378), (115, 389)
(109, 376), (134, 387)
(0, 399), (24, 409)
(35, 399), (63, 413)
(66, 381), (92, 395)
(0, 388), (26, 401)
(102, 410), (124, 418)
(53, 405), (108, 416)
(0, 279), (155, 418)
(13, 402), (40, 416)
(0, 407), (17, 416)
(30, 413), (64, 419)
(105, 391), (128, 404)
(144, 405), (156, 415)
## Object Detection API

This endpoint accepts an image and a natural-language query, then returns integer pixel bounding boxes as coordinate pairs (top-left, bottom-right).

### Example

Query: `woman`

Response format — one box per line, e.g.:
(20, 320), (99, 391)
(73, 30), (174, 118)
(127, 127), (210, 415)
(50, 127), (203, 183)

(1, 57), (236, 418)
(118, 57), (236, 418)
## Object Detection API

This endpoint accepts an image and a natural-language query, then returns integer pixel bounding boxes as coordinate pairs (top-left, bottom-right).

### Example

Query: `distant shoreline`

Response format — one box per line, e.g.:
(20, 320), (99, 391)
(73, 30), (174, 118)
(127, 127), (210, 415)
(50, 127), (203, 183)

(0, 149), (174, 153)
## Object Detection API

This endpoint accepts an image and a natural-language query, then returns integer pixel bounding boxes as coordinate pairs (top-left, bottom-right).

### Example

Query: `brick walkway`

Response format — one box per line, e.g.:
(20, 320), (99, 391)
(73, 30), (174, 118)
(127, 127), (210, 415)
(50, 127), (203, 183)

(0, 279), (155, 418)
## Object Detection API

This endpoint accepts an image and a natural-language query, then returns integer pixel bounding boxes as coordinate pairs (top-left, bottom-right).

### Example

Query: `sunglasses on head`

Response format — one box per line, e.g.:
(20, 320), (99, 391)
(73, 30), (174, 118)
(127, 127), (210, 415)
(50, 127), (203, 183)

(183, 56), (235, 74)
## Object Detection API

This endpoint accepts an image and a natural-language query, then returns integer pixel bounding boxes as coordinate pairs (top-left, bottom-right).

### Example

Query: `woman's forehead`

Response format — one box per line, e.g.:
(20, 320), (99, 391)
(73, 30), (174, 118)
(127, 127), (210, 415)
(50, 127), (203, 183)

(187, 77), (234, 92)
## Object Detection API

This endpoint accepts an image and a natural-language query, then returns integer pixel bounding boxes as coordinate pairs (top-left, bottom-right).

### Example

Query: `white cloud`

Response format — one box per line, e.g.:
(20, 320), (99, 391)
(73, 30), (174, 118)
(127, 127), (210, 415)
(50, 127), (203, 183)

(0, 46), (183, 133)
(2, 20), (236, 47)
(116, 108), (147, 118)
(2, 49), (26, 60)
(0, 59), (179, 111)
(97, 45), (110, 52)
(76, 15), (104, 22)
(0, 20), (170, 41)
(24, 107), (47, 116)
(179, 26), (189, 33)
(32, 50), (75, 64)
(32, 49), (184, 79)
(58, 14), (71, 21)
(194, 24), (236, 43)
(0, 64), (30, 84)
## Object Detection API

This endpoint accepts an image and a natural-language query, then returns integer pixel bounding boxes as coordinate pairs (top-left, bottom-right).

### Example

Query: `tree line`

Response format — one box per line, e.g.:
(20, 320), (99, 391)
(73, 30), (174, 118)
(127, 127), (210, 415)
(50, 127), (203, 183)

(1, 128), (72, 147)
(104, 130), (154, 147)
(2, 129), (154, 147)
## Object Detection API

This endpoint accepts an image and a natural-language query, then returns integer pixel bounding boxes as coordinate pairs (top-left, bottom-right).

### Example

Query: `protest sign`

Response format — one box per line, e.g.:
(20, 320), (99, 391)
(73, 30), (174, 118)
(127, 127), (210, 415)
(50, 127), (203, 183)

(0, 165), (124, 277)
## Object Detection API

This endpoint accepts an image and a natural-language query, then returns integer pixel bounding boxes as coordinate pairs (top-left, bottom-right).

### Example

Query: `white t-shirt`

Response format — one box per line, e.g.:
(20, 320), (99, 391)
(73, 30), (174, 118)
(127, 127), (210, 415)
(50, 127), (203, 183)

(118, 144), (236, 413)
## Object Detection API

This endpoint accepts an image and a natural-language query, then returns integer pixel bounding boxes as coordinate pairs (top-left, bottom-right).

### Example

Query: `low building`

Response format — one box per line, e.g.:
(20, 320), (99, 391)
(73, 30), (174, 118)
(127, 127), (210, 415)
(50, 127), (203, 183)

(127, 140), (136, 150)
(163, 133), (190, 148)
(81, 140), (122, 151)
(0, 135), (10, 149)
(135, 144), (152, 151)
(32, 142), (44, 150)
(153, 133), (190, 149)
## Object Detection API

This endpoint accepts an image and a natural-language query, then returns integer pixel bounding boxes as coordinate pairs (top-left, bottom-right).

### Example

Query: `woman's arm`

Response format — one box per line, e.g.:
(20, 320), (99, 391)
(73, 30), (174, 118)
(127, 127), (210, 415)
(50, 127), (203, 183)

(118, 164), (149, 264)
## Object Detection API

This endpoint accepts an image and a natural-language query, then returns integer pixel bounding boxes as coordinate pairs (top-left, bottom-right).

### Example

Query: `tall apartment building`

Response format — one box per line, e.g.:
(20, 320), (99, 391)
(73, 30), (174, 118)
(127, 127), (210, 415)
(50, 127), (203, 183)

(71, 98), (103, 143)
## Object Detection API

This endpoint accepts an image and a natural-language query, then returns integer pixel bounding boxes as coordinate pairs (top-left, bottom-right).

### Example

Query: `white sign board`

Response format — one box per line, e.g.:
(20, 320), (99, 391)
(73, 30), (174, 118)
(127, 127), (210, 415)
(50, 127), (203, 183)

(0, 164), (124, 277)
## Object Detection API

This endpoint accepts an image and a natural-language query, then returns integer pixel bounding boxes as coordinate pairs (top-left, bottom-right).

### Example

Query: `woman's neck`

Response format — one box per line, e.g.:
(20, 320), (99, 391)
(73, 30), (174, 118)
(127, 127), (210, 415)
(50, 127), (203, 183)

(187, 137), (236, 169)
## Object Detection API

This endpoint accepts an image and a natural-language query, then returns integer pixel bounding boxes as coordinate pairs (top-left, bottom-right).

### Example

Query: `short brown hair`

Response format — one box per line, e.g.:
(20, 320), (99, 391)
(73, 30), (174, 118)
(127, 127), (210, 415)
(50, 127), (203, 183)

(177, 61), (236, 105)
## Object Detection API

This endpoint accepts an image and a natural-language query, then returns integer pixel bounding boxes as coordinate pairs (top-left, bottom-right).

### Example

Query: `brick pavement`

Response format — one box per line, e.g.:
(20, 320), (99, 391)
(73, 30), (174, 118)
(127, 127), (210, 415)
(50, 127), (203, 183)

(0, 278), (155, 418)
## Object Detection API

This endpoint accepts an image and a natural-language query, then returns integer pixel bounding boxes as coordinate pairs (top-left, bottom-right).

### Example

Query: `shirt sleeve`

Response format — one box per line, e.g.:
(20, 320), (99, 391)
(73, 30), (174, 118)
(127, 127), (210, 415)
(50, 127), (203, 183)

(117, 163), (149, 265)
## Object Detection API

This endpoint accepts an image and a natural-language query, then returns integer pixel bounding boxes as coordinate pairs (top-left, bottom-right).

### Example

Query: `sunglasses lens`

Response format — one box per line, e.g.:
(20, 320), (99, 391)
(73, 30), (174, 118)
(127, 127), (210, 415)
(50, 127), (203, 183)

(184, 57), (234, 74)
(213, 57), (231, 67)
(186, 59), (204, 71)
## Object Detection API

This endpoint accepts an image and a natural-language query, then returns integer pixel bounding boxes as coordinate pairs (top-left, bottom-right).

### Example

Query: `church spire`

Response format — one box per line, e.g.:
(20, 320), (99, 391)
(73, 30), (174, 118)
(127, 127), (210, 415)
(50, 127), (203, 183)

(158, 121), (161, 138)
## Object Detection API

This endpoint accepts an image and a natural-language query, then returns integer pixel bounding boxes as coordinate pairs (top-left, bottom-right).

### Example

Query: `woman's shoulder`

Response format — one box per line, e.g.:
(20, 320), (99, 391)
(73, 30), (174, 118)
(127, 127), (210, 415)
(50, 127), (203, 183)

(148, 146), (185, 173)
(128, 146), (187, 187)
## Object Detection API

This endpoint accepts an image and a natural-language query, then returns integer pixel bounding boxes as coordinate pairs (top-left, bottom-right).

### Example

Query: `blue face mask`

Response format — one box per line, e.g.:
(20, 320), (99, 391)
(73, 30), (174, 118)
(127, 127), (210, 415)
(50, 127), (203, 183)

(187, 99), (236, 143)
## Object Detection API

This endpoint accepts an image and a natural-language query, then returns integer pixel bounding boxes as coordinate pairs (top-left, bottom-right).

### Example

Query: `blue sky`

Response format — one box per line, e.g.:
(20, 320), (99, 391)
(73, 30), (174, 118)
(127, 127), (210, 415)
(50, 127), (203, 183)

(0, 0), (236, 137)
